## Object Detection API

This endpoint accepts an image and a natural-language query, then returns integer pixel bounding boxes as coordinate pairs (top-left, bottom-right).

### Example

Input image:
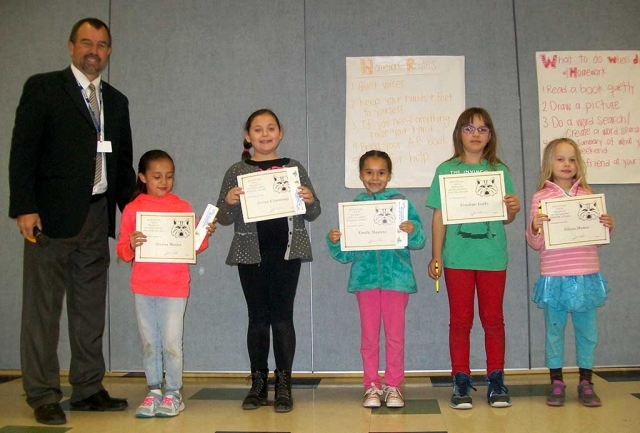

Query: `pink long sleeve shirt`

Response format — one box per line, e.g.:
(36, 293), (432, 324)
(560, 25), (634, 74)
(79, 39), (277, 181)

(116, 193), (209, 297)
(526, 180), (608, 277)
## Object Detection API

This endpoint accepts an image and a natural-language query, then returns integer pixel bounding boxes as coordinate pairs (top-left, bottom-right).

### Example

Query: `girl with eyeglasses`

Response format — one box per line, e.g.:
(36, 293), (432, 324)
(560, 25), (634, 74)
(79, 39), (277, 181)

(425, 108), (521, 410)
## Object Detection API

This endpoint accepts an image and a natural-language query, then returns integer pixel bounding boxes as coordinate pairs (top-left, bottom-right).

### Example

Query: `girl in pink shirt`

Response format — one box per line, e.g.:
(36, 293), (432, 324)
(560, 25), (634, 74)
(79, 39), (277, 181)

(116, 150), (216, 418)
(526, 138), (614, 408)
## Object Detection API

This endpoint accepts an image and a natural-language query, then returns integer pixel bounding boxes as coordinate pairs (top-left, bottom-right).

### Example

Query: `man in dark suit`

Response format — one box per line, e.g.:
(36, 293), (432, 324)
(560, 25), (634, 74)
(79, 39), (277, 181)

(9, 18), (136, 425)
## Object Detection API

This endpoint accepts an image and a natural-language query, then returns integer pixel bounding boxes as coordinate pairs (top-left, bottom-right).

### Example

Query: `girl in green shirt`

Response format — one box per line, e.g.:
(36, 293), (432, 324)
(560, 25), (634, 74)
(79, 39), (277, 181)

(426, 108), (520, 410)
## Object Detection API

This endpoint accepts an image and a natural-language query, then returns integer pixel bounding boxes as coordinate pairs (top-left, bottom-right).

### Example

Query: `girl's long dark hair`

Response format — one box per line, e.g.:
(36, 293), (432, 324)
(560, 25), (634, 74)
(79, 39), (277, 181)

(132, 149), (174, 200)
(241, 108), (282, 160)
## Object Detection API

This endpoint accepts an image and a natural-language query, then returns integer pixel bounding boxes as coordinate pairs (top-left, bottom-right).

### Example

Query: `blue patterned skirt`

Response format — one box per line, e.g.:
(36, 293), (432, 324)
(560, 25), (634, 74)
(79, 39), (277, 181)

(532, 273), (609, 312)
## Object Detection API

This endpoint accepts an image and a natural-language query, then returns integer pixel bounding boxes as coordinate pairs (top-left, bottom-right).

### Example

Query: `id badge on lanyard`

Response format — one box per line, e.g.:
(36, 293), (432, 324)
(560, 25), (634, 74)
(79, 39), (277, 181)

(79, 81), (112, 153)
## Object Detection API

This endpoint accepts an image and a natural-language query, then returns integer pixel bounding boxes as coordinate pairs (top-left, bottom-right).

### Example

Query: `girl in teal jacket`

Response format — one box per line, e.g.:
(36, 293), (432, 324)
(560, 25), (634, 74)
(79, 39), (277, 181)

(327, 150), (425, 409)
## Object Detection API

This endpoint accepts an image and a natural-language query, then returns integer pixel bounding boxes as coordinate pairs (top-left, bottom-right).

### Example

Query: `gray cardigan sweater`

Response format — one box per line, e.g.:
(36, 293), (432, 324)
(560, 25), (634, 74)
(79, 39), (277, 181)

(216, 158), (321, 265)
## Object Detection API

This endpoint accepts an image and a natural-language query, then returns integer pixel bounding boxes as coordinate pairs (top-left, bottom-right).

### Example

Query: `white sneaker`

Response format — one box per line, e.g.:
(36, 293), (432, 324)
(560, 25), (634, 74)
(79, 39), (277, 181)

(383, 386), (405, 408)
(155, 391), (185, 417)
(135, 391), (162, 418)
(363, 383), (383, 408)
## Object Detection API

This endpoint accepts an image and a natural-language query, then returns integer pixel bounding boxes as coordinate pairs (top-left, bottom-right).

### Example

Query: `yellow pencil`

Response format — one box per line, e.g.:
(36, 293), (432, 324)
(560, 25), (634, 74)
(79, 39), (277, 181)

(435, 261), (440, 293)
(538, 201), (542, 234)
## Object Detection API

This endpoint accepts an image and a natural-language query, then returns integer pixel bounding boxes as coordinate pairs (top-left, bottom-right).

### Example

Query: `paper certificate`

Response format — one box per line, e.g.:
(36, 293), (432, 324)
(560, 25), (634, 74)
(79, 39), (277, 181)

(542, 194), (610, 250)
(439, 171), (508, 225)
(237, 167), (306, 223)
(338, 200), (408, 251)
(135, 212), (196, 263)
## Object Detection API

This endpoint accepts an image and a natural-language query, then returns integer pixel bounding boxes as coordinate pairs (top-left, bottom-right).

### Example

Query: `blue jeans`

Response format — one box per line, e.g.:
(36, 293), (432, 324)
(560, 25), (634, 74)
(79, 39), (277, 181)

(135, 294), (187, 392)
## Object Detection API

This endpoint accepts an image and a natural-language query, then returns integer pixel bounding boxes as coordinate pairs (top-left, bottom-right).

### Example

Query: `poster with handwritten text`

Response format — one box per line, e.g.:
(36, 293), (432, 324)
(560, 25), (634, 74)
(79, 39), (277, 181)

(536, 51), (640, 184)
(345, 56), (465, 188)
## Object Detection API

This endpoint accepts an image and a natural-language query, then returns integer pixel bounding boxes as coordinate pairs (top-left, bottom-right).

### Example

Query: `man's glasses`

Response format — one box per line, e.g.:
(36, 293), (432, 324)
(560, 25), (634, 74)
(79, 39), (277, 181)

(462, 125), (491, 135)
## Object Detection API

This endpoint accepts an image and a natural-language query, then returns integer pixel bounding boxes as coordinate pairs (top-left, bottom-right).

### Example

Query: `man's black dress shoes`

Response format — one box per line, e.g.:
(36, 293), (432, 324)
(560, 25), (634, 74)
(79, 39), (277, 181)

(70, 389), (128, 411)
(34, 402), (67, 425)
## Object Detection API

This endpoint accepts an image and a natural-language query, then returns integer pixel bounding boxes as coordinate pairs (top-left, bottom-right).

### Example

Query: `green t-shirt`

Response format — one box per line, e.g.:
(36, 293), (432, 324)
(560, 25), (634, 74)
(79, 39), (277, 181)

(425, 158), (515, 271)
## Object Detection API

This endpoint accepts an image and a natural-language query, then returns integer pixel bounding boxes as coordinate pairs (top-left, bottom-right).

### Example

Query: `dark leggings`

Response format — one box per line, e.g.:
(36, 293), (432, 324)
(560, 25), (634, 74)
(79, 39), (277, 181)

(238, 255), (301, 372)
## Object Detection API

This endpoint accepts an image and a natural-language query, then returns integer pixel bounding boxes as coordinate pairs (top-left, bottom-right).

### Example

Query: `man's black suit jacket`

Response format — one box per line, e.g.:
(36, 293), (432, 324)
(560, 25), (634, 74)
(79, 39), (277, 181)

(9, 67), (135, 238)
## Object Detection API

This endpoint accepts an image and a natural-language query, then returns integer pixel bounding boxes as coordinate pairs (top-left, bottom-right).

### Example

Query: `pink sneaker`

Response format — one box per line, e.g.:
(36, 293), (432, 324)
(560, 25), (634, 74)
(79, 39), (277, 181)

(383, 386), (405, 408)
(577, 380), (602, 407)
(546, 380), (566, 406)
(363, 383), (383, 408)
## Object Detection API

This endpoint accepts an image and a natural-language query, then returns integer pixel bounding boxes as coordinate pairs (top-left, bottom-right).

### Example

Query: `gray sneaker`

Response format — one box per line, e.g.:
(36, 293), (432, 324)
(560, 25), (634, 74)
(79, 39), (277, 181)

(546, 380), (566, 406)
(578, 380), (602, 407)
(135, 391), (162, 418)
(450, 372), (475, 409)
(156, 391), (185, 417)
(487, 370), (512, 408)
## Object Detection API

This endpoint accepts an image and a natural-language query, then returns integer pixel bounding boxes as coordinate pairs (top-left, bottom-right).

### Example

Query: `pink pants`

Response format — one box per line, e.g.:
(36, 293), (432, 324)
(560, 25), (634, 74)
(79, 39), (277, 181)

(356, 289), (409, 388)
(444, 268), (506, 376)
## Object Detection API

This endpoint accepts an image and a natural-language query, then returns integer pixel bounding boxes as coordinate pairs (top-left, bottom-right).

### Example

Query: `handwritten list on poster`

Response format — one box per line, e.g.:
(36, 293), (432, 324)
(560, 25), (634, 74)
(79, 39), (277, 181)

(345, 56), (465, 188)
(536, 51), (640, 184)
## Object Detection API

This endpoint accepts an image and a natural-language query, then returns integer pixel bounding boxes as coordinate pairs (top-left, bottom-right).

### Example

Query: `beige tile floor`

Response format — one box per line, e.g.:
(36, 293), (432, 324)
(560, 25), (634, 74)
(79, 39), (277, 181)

(1, 369), (639, 433)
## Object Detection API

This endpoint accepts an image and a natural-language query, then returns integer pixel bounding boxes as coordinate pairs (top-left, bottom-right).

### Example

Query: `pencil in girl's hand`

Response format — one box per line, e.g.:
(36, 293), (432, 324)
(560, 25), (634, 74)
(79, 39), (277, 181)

(538, 201), (542, 234)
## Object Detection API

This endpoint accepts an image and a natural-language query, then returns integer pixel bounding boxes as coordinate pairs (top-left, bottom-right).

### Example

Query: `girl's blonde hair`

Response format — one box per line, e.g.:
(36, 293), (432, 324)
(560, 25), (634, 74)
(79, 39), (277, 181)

(449, 107), (505, 170)
(538, 138), (591, 191)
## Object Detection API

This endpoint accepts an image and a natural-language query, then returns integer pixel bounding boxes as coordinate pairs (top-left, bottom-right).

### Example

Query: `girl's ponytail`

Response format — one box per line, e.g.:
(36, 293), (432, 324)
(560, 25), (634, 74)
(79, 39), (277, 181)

(242, 139), (252, 160)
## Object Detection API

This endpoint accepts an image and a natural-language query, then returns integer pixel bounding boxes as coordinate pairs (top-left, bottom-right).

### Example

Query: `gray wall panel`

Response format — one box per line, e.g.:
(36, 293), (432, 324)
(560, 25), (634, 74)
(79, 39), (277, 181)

(108, 0), (310, 372)
(0, 0), (112, 371)
(1, 0), (637, 374)
(515, 0), (640, 368)
(305, 0), (529, 373)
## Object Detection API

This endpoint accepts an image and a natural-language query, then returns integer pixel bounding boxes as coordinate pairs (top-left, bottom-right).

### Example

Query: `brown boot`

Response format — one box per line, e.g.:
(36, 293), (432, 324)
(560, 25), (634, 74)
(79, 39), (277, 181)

(274, 369), (293, 413)
(242, 370), (269, 409)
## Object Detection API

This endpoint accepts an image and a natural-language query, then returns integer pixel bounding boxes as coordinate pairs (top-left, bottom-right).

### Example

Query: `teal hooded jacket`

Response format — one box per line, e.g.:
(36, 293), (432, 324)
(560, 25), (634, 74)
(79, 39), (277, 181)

(326, 188), (426, 293)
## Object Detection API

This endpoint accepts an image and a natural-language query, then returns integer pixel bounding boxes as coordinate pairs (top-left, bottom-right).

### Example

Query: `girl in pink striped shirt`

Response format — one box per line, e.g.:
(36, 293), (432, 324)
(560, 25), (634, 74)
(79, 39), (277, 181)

(526, 138), (614, 408)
